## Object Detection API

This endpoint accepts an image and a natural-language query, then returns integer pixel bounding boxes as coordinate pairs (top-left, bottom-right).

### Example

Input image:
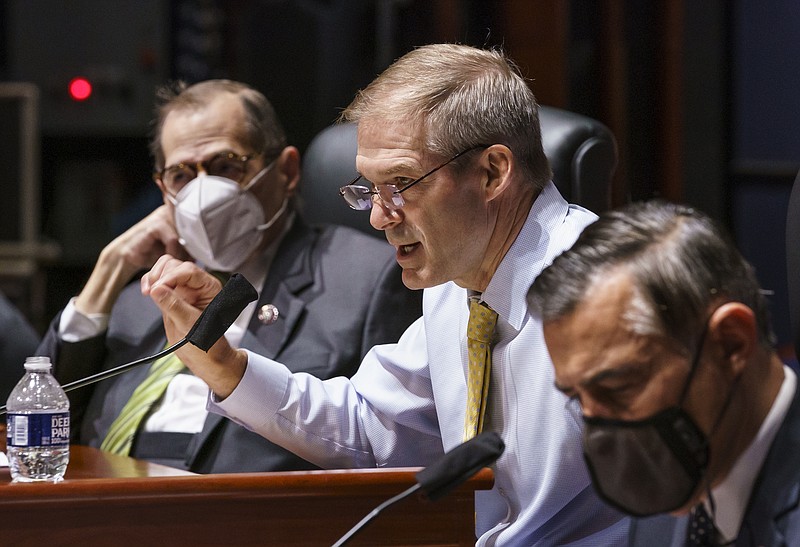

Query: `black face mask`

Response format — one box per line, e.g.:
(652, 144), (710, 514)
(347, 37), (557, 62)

(582, 406), (708, 516)
(581, 328), (717, 517)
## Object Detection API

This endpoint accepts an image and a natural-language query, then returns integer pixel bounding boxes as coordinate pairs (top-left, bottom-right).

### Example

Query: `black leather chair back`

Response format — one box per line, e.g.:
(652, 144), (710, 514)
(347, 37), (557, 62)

(538, 106), (617, 212)
(787, 170), (800, 358)
(301, 123), (366, 233)
(300, 106), (617, 236)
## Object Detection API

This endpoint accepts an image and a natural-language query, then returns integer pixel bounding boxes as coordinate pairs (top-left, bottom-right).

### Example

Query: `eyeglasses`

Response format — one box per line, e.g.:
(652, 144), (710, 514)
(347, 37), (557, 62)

(338, 146), (486, 211)
(154, 152), (259, 196)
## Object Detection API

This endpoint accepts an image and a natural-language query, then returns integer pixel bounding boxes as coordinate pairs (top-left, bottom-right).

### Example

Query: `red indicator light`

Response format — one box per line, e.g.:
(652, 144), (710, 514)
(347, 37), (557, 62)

(68, 77), (93, 101)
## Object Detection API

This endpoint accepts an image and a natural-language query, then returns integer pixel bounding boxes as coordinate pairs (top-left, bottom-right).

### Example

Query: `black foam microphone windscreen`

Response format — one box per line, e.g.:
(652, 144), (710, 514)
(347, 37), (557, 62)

(331, 431), (505, 546)
(185, 273), (259, 351)
(416, 431), (505, 501)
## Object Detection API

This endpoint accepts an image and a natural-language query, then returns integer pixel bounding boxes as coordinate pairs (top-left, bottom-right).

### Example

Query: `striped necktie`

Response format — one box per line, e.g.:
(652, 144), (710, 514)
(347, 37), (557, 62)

(100, 352), (185, 456)
(463, 299), (498, 441)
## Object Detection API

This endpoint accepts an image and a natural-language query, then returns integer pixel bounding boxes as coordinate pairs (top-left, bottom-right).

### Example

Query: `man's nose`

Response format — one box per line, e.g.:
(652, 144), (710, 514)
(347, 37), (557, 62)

(578, 397), (619, 421)
(370, 198), (402, 231)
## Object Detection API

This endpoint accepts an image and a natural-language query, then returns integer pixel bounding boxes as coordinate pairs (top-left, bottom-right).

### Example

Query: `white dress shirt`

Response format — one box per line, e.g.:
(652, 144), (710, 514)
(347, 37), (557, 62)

(212, 182), (630, 546)
(706, 365), (797, 542)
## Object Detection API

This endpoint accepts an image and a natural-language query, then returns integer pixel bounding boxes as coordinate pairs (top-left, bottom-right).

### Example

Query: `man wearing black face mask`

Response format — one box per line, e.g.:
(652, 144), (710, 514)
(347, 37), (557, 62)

(36, 80), (422, 472)
(528, 200), (800, 546)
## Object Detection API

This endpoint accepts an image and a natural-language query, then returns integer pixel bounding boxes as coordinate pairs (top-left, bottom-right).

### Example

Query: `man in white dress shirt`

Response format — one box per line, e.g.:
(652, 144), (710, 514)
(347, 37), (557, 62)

(140, 44), (629, 544)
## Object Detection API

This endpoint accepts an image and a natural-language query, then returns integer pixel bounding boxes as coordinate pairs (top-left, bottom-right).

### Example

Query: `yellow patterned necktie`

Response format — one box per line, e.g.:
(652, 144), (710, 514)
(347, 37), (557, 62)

(100, 352), (186, 456)
(463, 299), (498, 441)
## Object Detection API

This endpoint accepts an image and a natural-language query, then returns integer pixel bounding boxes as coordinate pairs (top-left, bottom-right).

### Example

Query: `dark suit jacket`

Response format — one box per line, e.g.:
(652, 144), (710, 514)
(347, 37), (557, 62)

(629, 380), (800, 546)
(37, 218), (422, 473)
(0, 292), (41, 402)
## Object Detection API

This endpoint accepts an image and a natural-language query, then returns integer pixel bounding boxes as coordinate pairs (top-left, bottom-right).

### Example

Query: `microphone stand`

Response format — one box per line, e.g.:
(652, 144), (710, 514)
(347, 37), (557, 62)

(60, 339), (188, 394)
(331, 483), (422, 547)
(0, 272), (259, 417)
(0, 338), (189, 417)
(330, 431), (504, 546)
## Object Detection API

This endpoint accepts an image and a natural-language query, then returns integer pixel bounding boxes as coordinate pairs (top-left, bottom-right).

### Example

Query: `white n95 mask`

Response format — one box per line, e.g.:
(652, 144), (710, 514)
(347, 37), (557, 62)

(169, 163), (288, 271)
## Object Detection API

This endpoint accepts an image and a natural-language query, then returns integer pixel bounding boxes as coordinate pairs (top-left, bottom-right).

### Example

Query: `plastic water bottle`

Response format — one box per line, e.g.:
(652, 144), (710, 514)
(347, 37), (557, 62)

(5, 356), (70, 482)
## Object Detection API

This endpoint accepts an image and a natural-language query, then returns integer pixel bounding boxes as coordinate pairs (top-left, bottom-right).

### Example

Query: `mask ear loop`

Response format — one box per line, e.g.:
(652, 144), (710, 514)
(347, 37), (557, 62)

(677, 319), (713, 405)
(672, 312), (716, 500)
(255, 197), (289, 232)
(242, 158), (288, 232)
(241, 158), (277, 193)
(683, 307), (743, 536)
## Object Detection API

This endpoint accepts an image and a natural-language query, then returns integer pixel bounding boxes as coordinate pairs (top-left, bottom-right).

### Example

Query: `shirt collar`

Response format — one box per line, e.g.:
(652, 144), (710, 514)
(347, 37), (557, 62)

(481, 181), (569, 330)
(706, 364), (797, 541)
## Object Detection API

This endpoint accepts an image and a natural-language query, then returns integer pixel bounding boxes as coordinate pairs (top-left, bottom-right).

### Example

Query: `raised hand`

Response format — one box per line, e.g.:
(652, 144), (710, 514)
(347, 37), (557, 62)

(75, 205), (191, 315)
(142, 255), (247, 399)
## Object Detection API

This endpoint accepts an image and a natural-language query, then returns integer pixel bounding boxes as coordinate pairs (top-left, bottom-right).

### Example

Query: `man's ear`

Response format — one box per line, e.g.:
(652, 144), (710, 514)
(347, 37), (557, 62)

(481, 144), (514, 202)
(276, 146), (301, 197)
(708, 302), (758, 376)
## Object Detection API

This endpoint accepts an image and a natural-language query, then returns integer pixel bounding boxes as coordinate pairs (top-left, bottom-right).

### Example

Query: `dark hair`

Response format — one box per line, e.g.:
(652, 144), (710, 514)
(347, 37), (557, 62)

(528, 200), (775, 352)
(149, 79), (287, 170)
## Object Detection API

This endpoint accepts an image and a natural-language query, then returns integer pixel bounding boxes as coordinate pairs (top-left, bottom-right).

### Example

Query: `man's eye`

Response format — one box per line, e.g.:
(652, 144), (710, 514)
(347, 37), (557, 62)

(217, 165), (241, 177)
(168, 168), (193, 186)
(593, 383), (640, 407)
(394, 177), (415, 190)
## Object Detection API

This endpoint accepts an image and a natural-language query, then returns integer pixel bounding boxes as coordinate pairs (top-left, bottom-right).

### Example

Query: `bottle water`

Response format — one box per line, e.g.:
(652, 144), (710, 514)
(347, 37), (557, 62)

(5, 356), (70, 482)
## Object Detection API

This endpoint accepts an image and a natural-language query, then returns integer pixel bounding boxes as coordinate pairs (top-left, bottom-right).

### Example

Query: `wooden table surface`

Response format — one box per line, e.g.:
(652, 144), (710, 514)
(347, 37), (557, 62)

(1, 422), (194, 481)
(0, 423), (493, 546)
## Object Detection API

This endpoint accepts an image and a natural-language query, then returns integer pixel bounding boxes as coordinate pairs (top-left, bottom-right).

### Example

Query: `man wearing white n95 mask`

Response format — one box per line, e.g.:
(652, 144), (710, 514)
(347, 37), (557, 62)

(36, 80), (422, 473)
(167, 151), (288, 272)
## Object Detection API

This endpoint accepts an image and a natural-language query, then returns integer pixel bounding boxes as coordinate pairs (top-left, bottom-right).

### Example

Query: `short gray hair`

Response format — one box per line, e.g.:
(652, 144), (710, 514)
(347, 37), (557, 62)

(341, 43), (552, 190)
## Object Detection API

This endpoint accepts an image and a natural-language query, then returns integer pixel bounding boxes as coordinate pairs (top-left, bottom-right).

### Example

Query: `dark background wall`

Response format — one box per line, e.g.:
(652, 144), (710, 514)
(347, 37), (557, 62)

(0, 0), (797, 360)
(729, 0), (800, 362)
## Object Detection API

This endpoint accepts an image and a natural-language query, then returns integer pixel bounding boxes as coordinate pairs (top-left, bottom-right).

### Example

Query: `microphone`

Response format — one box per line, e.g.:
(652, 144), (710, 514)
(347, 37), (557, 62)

(416, 430), (505, 501)
(184, 273), (259, 351)
(332, 431), (505, 547)
(0, 273), (258, 416)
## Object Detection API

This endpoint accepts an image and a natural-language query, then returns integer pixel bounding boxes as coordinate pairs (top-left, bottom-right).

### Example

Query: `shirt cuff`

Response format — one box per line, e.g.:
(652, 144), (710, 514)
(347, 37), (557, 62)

(58, 297), (110, 342)
(208, 349), (291, 428)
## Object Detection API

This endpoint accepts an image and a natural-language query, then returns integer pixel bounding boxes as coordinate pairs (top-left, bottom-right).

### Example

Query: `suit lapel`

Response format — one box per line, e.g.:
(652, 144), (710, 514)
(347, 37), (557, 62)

(737, 382), (800, 545)
(188, 219), (316, 468)
(245, 218), (315, 360)
(107, 283), (168, 364)
(628, 514), (687, 547)
(82, 290), (168, 445)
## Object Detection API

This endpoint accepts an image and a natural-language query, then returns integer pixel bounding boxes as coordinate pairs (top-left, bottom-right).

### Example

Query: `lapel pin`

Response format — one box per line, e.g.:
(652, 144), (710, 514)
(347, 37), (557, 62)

(258, 304), (280, 325)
